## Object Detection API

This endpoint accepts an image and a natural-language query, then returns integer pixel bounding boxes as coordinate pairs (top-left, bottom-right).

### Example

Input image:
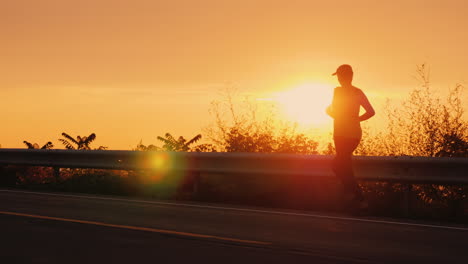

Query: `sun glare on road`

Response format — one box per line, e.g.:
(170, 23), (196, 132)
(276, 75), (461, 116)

(273, 83), (333, 127)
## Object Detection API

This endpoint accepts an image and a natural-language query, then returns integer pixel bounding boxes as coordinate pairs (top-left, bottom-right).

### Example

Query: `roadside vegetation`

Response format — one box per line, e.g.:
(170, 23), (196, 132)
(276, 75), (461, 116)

(0, 65), (466, 222)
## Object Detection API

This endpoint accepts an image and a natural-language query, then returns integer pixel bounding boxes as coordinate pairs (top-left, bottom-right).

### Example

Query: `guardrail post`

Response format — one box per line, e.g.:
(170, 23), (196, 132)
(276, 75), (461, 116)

(403, 184), (412, 217)
(53, 167), (60, 181)
(192, 172), (200, 197)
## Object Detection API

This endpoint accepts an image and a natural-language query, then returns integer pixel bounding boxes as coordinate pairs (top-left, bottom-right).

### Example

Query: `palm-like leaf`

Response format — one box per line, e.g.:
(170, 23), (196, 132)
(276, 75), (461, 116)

(41, 142), (54, 149)
(61, 133), (79, 145)
(83, 133), (96, 147)
(23, 141), (35, 149)
(164, 133), (176, 143)
(157, 133), (178, 151)
(60, 132), (97, 150)
(59, 139), (76, 150)
(156, 133), (203, 151)
(156, 136), (168, 146)
(156, 136), (170, 144)
(25, 140), (54, 149)
(185, 134), (202, 147)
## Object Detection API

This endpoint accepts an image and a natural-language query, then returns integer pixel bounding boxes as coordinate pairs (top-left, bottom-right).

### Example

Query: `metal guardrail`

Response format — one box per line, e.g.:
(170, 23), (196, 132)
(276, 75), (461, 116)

(0, 149), (467, 184)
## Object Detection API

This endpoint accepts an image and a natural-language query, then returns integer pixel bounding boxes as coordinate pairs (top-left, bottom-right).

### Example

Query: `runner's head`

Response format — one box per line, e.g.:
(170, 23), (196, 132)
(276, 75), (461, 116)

(332, 64), (353, 86)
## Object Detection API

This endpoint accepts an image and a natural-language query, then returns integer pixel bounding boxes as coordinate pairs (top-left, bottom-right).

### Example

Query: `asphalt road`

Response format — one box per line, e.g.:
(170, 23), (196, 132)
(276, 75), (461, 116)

(0, 189), (467, 263)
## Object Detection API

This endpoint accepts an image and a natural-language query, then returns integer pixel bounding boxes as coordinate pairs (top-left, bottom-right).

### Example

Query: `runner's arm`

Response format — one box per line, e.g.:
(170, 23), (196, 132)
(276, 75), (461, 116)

(359, 91), (375, 121)
(326, 89), (337, 118)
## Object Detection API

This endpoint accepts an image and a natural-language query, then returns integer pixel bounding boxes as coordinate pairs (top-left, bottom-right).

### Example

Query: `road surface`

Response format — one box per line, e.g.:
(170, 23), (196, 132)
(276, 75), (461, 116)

(0, 189), (467, 263)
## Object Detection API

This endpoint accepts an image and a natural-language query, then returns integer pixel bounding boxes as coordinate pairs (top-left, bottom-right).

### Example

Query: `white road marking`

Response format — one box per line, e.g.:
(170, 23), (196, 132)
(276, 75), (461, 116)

(1, 189), (467, 231)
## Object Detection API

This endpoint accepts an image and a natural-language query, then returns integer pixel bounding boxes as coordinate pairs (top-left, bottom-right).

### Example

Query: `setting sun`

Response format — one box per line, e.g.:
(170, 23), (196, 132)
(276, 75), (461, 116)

(1, 0), (467, 150)
(273, 83), (334, 127)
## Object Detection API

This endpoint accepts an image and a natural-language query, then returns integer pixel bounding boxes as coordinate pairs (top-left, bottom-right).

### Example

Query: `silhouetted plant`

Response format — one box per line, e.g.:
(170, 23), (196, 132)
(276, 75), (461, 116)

(192, 143), (217, 152)
(353, 64), (467, 217)
(59, 132), (106, 150)
(23, 141), (54, 149)
(388, 65), (466, 157)
(354, 64), (467, 157)
(156, 133), (202, 152)
(206, 88), (319, 154)
(275, 129), (319, 154)
(134, 140), (159, 151)
(135, 134), (213, 152)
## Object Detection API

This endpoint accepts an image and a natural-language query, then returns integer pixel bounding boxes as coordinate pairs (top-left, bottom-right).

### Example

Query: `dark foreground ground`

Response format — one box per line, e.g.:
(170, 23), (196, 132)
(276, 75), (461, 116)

(0, 189), (467, 263)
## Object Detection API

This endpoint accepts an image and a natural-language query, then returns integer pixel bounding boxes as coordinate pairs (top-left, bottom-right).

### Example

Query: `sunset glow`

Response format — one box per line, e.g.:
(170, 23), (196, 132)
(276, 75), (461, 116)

(1, 0), (467, 149)
(273, 83), (333, 127)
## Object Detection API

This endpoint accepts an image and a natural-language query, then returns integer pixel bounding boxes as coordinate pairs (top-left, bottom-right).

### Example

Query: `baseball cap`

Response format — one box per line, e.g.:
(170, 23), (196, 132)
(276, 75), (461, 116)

(332, 64), (353, 76)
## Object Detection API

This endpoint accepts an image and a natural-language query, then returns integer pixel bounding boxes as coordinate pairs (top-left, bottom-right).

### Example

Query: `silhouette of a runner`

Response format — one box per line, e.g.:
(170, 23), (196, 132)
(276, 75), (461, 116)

(326, 64), (375, 209)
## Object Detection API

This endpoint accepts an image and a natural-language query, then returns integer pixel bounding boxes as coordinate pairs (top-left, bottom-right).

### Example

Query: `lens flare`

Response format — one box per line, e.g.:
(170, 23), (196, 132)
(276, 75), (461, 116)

(137, 152), (190, 199)
(151, 152), (171, 173)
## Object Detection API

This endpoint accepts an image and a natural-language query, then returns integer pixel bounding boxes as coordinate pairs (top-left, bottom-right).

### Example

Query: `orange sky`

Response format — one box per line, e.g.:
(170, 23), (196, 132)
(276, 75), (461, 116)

(1, 0), (467, 149)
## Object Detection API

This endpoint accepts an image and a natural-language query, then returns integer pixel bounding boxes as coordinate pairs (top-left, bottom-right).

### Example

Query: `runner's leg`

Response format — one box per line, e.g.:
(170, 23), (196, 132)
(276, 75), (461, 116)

(333, 137), (362, 201)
